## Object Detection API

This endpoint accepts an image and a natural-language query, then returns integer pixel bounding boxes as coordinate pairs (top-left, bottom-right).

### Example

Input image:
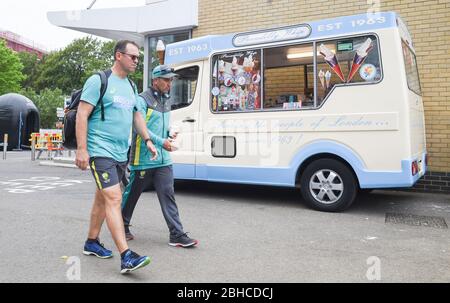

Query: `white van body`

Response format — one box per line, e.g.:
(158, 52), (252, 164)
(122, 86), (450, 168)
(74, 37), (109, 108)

(163, 12), (426, 211)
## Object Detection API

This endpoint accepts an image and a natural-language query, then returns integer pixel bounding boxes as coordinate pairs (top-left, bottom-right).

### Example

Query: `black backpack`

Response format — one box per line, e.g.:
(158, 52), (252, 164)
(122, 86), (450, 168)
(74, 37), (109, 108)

(63, 69), (111, 150)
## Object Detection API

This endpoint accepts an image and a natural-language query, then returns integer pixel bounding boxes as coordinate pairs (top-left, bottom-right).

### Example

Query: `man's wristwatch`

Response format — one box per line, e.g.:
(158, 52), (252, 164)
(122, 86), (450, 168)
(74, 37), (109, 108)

(145, 138), (151, 145)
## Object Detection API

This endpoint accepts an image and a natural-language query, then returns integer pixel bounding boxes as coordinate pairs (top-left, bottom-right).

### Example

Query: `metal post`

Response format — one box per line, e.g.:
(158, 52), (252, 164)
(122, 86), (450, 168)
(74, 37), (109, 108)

(3, 134), (8, 160)
(14, 112), (23, 151)
(31, 133), (36, 161)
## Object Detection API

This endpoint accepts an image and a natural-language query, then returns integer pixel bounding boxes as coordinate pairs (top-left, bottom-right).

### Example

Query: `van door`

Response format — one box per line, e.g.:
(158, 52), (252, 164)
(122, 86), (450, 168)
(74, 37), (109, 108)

(169, 62), (203, 179)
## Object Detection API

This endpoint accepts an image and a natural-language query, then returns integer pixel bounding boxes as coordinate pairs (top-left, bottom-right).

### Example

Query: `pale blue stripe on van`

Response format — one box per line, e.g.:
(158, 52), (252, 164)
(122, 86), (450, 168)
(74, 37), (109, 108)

(172, 140), (426, 189)
(165, 12), (398, 66)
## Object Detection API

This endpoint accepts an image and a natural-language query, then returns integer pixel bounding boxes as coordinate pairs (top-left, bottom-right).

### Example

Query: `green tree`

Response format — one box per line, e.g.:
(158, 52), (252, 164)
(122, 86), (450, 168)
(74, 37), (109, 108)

(34, 37), (112, 95)
(0, 39), (25, 95)
(17, 51), (40, 89)
(19, 88), (64, 128)
(34, 37), (144, 95)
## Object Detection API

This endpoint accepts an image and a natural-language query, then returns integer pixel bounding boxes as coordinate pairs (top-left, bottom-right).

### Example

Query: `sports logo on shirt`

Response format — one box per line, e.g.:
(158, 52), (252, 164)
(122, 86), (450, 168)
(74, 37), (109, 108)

(113, 96), (136, 110)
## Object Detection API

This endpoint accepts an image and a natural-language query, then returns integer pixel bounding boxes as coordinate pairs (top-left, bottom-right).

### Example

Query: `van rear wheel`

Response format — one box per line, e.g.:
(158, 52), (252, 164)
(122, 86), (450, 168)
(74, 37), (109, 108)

(300, 158), (357, 212)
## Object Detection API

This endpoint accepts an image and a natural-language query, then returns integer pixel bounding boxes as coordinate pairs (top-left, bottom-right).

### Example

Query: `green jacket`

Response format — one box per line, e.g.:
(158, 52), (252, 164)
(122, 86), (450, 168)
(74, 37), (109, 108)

(129, 88), (172, 170)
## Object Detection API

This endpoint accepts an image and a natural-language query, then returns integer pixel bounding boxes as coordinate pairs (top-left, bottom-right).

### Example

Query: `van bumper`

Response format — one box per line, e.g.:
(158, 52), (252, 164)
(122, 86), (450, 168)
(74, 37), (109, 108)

(359, 152), (427, 189)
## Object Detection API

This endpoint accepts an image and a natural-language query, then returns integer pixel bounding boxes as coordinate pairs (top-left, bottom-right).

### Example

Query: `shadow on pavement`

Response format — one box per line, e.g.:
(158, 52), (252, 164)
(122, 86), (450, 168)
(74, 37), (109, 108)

(173, 180), (431, 215)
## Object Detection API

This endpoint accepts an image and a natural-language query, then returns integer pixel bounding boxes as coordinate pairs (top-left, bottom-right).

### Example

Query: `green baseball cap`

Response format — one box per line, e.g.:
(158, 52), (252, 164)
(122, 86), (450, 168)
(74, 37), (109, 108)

(152, 65), (178, 79)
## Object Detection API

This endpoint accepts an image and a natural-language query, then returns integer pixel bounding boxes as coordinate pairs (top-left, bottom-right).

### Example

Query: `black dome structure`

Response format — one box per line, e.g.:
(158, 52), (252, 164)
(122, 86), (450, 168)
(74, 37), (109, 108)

(0, 93), (40, 150)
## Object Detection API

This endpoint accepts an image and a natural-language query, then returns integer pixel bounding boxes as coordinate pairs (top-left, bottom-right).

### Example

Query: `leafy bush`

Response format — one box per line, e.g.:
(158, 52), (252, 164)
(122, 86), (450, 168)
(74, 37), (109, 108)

(0, 39), (25, 95)
(19, 88), (65, 129)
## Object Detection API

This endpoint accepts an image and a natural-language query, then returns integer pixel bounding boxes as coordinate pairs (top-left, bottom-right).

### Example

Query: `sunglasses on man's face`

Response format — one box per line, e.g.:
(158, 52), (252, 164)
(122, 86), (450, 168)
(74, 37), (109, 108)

(120, 52), (139, 62)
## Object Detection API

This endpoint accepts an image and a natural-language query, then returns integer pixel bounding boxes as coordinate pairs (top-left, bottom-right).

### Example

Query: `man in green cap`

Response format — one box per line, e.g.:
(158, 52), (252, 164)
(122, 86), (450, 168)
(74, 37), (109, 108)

(122, 65), (198, 248)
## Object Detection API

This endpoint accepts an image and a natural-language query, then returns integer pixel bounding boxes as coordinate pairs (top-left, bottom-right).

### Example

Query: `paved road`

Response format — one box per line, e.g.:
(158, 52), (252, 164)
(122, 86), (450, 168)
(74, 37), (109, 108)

(0, 151), (449, 283)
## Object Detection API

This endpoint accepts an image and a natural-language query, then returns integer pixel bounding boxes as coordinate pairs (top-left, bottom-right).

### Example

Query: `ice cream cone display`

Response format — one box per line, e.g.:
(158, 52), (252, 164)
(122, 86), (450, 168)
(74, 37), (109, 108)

(218, 60), (225, 83)
(211, 50), (261, 112)
(219, 85), (226, 96)
(347, 38), (374, 83)
(319, 44), (345, 82)
(243, 55), (253, 84)
(254, 89), (260, 109)
(224, 76), (233, 87)
(318, 70), (325, 89)
(156, 40), (165, 65)
(252, 71), (261, 84)
(241, 88), (248, 110)
(212, 96), (217, 111)
(231, 56), (239, 70)
(325, 70), (332, 89)
(253, 57), (260, 71)
(218, 60), (225, 73)
(238, 76), (246, 86)
(243, 55), (254, 73)
(212, 62), (218, 79)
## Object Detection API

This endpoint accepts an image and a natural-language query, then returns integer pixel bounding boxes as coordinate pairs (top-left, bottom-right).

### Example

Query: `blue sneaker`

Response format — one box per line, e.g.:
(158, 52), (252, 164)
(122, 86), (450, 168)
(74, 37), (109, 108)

(83, 240), (113, 259)
(120, 250), (151, 274)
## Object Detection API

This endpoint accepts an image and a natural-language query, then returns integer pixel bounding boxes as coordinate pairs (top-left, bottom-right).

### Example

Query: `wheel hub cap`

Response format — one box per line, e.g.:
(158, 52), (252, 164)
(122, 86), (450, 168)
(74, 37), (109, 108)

(309, 169), (344, 204)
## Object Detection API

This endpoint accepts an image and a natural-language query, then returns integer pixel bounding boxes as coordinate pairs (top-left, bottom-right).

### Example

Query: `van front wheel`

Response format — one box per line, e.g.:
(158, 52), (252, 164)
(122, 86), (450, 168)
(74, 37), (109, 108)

(300, 159), (357, 212)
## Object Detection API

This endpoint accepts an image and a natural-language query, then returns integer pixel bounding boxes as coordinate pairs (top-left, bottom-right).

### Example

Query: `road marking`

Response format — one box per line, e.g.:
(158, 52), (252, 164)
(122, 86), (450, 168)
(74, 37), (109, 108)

(0, 176), (91, 194)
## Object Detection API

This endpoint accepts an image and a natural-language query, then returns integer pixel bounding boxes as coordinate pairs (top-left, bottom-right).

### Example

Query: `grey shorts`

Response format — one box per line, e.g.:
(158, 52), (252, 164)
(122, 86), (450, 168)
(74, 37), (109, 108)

(89, 157), (127, 190)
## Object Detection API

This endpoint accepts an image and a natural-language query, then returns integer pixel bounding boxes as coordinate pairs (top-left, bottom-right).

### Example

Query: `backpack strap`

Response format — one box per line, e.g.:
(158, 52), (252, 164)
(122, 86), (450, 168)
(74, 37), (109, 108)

(139, 89), (158, 109)
(96, 69), (111, 121)
(94, 69), (135, 121)
(128, 78), (137, 94)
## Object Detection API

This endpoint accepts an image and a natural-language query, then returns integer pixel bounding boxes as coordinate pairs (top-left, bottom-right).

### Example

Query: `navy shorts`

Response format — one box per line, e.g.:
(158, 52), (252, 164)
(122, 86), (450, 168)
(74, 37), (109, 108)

(89, 157), (127, 190)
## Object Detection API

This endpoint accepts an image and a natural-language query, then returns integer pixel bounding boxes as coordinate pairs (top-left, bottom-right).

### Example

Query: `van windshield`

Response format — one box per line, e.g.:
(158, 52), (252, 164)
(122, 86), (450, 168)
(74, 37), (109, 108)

(402, 41), (422, 95)
(170, 66), (199, 110)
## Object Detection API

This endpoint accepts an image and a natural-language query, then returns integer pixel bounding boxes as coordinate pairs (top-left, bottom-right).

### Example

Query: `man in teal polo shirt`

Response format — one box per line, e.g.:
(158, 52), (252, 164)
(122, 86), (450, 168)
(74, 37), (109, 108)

(75, 40), (157, 274)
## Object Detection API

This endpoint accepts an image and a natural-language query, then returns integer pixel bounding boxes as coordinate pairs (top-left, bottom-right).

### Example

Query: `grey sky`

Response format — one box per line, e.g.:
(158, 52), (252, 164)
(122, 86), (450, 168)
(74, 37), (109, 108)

(0, 0), (145, 51)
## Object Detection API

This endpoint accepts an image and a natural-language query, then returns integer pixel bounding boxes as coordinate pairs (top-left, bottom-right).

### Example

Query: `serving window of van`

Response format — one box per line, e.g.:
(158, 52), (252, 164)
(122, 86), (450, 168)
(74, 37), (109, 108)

(263, 43), (315, 110)
(210, 34), (382, 113)
(316, 35), (382, 105)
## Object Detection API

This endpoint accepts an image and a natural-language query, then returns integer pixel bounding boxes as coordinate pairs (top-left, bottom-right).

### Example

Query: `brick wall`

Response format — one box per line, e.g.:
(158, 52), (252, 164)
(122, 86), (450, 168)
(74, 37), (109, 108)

(264, 66), (304, 106)
(196, 0), (450, 193)
(413, 171), (450, 193)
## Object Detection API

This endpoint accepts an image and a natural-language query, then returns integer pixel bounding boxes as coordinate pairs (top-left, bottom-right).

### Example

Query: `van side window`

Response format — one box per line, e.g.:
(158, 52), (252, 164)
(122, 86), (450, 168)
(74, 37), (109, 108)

(170, 66), (199, 111)
(210, 35), (382, 113)
(263, 43), (314, 109)
(401, 41), (421, 95)
(211, 50), (262, 112)
(317, 35), (381, 105)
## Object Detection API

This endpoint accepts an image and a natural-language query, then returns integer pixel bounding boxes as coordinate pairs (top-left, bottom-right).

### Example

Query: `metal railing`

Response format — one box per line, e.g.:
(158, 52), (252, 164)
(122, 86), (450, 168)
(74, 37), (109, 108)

(30, 132), (64, 161)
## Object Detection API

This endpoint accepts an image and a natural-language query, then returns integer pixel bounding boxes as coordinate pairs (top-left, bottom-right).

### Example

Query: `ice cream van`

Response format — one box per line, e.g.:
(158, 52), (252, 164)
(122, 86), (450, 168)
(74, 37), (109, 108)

(161, 11), (426, 212)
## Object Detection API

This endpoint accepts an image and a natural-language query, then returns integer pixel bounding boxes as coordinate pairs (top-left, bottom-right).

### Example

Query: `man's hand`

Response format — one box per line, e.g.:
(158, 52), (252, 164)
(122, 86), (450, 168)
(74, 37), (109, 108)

(146, 140), (158, 160)
(75, 149), (90, 170)
(163, 139), (172, 152)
